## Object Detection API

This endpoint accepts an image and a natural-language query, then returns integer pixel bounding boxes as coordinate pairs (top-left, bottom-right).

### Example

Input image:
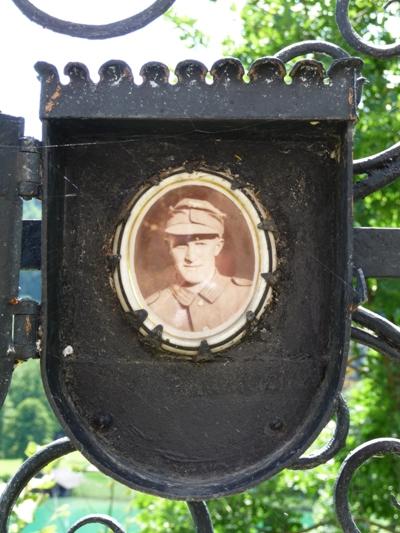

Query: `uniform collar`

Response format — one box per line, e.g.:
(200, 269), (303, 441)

(172, 270), (229, 306)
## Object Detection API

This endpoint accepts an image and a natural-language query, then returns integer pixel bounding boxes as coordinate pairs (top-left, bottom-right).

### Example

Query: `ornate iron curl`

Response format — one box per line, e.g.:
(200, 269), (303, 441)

(0, 437), (75, 530)
(336, 0), (400, 57)
(187, 501), (215, 533)
(67, 501), (214, 533)
(351, 306), (400, 361)
(275, 40), (350, 62)
(0, 436), (214, 533)
(335, 438), (400, 533)
(290, 395), (349, 470)
(11, 0), (176, 39)
(353, 142), (400, 200)
(68, 514), (125, 533)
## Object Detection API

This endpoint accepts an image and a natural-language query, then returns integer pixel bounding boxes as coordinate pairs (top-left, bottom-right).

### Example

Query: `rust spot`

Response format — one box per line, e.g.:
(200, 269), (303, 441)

(123, 67), (132, 80)
(46, 73), (55, 84)
(45, 84), (62, 113)
(348, 88), (354, 106)
(9, 297), (19, 305)
(24, 316), (32, 336)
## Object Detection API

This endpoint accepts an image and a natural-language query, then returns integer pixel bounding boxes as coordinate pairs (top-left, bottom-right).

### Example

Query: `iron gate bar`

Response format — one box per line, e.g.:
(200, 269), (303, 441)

(68, 515), (126, 533)
(21, 224), (400, 280)
(0, 114), (24, 409)
(354, 141), (400, 174)
(274, 39), (350, 62)
(289, 394), (349, 470)
(353, 306), (400, 346)
(11, 0), (176, 39)
(187, 502), (215, 533)
(351, 326), (400, 361)
(335, 438), (400, 533)
(353, 142), (400, 200)
(353, 228), (400, 278)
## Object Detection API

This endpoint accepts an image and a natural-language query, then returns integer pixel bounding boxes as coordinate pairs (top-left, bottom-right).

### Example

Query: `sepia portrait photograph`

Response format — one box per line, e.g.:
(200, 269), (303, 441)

(133, 182), (257, 337)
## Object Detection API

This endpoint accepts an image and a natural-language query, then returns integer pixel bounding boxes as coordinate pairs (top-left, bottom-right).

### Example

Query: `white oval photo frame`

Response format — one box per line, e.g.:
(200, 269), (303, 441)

(112, 170), (276, 355)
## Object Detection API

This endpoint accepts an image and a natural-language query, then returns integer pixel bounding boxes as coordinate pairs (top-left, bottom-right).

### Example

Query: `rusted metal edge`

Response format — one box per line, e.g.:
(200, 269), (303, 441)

(35, 57), (362, 121)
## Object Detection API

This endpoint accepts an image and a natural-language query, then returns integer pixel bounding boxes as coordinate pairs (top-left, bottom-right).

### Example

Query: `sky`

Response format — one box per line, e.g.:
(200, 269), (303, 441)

(1, 1), (398, 139)
(0, 0), (244, 138)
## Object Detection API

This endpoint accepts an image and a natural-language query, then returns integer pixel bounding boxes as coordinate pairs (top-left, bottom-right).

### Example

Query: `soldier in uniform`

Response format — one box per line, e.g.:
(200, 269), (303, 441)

(147, 198), (253, 332)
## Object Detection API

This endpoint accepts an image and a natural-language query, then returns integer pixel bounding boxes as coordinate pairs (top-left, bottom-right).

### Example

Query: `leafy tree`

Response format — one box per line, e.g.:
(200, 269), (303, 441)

(0, 361), (60, 459)
(5, 398), (54, 458)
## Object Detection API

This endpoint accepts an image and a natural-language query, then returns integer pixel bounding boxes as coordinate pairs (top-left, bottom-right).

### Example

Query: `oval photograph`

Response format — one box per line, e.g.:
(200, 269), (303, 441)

(113, 170), (275, 354)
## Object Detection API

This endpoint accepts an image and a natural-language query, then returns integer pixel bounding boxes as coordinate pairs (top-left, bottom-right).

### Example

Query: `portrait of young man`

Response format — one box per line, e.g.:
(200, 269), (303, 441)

(145, 197), (253, 333)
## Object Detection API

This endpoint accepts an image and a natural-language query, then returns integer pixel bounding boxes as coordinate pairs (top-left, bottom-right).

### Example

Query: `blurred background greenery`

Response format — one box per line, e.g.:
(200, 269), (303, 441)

(1, 1), (399, 531)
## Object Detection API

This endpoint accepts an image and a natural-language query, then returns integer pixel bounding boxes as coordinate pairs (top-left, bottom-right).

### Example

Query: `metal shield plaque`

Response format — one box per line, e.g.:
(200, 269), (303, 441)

(39, 58), (356, 499)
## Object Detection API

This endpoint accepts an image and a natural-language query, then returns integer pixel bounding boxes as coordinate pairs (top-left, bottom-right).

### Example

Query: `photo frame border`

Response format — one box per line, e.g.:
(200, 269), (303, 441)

(112, 169), (277, 356)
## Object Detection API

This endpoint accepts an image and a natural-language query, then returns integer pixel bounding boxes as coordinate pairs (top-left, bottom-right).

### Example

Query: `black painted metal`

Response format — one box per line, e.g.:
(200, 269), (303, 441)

(18, 137), (42, 199)
(275, 40), (350, 62)
(34, 57), (362, 122)
(336, 0), (400, 58)
(187, 501), (214, 533)
(11, 298), (40, 361)
(351, 306), (400, 361)
(351, 266), (368, 308)
(68, 515), (126, 533)
(290, 395), (349, 470)
(0, 437), (75, 531)
(0, 0), (399, 530)
(11, 0), (176, 39)
(21, 220), (41, 270)
(353, 228), (400, 278)
(354, 307), (400, 347)
(0, 114), (24, 409)
(335, 438), (400, 533)
(353, 142), (400, 200)
(351, 327), (400, 361)
(37, 55), (355, 499)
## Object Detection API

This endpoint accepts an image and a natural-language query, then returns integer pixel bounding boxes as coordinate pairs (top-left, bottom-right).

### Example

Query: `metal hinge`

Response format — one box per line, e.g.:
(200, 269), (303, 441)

(17, 137), (42, 199)
(9, 299), (41, 361)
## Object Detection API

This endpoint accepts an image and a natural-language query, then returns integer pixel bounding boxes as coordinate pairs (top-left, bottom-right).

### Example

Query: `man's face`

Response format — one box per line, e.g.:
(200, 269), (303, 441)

(168, 234), (224, 285)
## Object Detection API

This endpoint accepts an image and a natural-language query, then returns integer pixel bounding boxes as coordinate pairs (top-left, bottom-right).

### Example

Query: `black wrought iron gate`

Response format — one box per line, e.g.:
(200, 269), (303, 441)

(0, 1), (399, 532)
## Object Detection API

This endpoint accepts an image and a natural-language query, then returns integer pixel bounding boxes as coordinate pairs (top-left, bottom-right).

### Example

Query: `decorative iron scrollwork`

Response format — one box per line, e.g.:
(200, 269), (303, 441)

(353, 142), (400, 200)
(335, 438), (400, 533)
(336, 0), (400, 57)
(11, 0), (176, 39)
(68, 515), (126, 533)
(352, 306), (400, 361)
(0, 437), (214, 533)
(1, 1), (400, 531)
(275, 39), (350, 61)
(290, 395), (350, 470)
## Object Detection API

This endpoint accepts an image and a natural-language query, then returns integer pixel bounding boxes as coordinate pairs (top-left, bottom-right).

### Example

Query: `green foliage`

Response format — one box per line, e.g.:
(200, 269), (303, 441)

(8, 399), (53, 458)
(164, 12), (211, 48)
(0, 361), (60, 459)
